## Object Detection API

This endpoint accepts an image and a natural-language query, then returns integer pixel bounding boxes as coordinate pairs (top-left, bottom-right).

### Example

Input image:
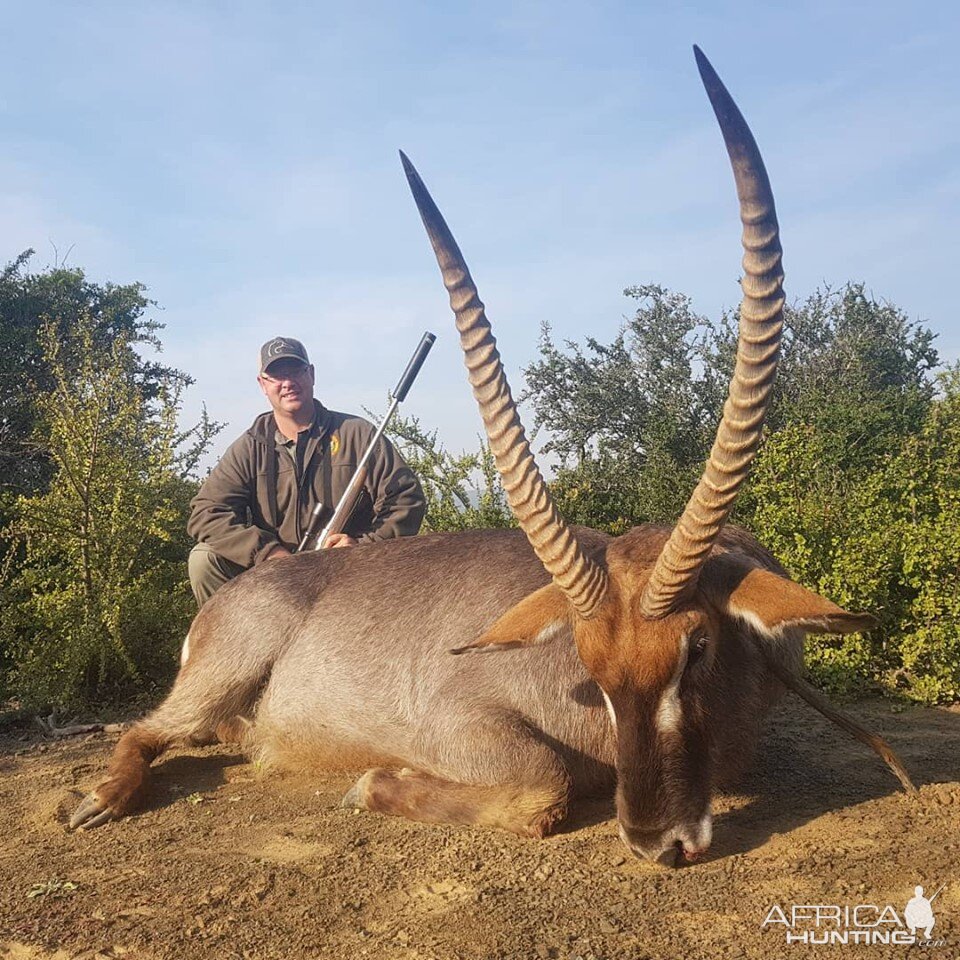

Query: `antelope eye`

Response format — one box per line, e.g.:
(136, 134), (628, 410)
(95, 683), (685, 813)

(688, 634), (710, 664)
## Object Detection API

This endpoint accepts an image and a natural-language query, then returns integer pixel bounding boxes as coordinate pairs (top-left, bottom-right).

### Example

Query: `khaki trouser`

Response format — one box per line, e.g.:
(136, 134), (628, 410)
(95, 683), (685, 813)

(188, 543), (249, 608)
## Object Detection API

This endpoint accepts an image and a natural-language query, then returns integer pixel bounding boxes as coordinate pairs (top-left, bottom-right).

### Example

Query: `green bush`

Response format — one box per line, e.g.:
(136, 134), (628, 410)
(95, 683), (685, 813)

(0, 250), (178, 508)
(1, 316), (217, 709)
(387, 413), (513, 532)
(747, 377), (960, 703)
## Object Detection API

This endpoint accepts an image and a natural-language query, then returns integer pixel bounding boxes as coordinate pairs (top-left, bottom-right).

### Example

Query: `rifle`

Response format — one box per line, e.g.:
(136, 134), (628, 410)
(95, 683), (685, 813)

(296, 331), (435, 552)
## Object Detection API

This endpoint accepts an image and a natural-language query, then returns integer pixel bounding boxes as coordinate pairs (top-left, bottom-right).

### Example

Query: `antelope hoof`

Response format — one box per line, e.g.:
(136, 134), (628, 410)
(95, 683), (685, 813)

(70, 791), (118, 830)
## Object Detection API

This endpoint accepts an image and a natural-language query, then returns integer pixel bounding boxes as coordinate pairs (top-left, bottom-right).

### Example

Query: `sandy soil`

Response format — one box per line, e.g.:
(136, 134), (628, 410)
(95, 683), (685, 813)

(0, 697), (957, 960)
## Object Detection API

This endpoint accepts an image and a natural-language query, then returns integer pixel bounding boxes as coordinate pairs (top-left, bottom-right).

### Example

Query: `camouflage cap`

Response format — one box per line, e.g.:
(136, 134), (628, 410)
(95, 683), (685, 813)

(259, 337), (310, 374)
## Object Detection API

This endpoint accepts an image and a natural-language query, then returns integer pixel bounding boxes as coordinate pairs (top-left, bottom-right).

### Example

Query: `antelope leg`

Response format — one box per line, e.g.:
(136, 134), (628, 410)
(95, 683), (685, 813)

(343, 766), (569, 838)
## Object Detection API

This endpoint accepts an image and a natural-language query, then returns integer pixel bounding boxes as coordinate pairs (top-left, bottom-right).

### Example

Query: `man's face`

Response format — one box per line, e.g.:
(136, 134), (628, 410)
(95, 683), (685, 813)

(258, 358), (315, 418)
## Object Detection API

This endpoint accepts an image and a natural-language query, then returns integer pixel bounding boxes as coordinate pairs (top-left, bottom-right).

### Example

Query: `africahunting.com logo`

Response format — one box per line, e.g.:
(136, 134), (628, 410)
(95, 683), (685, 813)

(763, 883), (948, 947)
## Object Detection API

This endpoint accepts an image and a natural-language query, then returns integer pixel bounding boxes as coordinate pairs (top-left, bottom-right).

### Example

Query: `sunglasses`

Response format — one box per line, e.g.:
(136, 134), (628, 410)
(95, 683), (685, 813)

(261, 362), (311, 384)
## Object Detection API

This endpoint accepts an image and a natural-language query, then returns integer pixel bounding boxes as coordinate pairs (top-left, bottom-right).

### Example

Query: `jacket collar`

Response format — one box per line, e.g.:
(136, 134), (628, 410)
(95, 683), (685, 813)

(247, 400), (330, 446)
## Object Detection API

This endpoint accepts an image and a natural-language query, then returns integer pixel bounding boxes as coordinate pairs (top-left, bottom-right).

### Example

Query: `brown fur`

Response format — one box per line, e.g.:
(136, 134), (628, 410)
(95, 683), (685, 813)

(352, 768), (569, 838)
(464, 584), (571, 651)
(90, 726), (167, 818)
(725, 567), (878, 634)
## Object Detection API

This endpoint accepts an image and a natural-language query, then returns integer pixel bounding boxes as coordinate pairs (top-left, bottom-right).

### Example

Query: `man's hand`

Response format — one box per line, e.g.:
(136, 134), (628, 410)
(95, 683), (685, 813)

(264, 545), (293, 560)
(324, 533), (358, 549)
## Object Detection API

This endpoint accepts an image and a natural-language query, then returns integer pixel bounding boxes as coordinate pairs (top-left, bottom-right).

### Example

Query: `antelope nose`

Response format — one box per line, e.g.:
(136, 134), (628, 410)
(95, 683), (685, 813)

(618, 824), (682, 868)
(656, 843), (682, 868)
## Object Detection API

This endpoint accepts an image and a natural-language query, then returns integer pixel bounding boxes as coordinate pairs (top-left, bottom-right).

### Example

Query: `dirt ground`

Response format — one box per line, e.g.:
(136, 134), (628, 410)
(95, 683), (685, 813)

(0, 697), (957, 960)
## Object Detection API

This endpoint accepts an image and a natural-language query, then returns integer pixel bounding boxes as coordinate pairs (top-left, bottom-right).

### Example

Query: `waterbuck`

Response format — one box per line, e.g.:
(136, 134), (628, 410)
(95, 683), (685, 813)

(71, 47), (913, 865)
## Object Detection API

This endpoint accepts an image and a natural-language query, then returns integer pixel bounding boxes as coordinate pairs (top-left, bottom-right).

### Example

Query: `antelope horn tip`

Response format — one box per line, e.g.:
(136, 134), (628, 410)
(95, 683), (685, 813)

(399, 150), (423, 190)
(692, 43), (710, 75)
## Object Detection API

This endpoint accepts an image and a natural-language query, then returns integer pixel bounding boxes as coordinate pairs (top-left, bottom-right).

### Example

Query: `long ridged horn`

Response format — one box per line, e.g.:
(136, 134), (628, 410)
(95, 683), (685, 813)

(401, 151), (608, 619)
(640, 47), (785, 618)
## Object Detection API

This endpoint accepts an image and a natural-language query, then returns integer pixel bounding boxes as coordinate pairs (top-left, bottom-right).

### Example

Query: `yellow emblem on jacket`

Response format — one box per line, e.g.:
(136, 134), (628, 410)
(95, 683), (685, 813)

(329, 433), (340, 456)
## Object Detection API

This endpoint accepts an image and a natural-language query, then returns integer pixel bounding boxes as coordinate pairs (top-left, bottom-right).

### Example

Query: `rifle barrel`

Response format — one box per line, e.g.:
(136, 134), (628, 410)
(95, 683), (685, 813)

(314, 332), (435, 549)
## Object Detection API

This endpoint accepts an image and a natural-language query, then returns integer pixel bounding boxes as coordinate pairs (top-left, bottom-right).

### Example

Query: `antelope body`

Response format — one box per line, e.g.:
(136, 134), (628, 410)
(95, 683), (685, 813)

(71, 48), (913, 864)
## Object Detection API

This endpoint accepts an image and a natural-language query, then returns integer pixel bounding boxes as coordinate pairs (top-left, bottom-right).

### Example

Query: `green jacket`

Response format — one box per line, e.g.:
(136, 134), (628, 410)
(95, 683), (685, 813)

(187, 401), (425, 567)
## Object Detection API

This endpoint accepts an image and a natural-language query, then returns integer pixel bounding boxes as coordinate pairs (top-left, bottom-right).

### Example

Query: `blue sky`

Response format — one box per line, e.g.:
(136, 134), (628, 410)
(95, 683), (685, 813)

(3, 2), (958, 468)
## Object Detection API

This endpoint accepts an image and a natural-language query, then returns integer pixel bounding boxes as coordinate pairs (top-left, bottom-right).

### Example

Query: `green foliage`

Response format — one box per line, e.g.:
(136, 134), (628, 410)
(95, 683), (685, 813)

(0, 250), (179, 505)
(771, 285), (938, 444)
(387, 414), (513, 532)
(893, 369), (960, 703)
(742, 290), (953, 702)
(1, 315), (218, 709)
(524, 284), (730, 529)
(524, 282), (958, 703)
(748, 378), (960, 704)
(26, 878), (79, 900)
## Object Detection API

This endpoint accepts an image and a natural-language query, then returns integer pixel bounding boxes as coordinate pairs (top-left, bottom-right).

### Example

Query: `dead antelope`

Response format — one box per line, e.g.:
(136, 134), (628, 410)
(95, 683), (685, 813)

(71, 47), (913, 865)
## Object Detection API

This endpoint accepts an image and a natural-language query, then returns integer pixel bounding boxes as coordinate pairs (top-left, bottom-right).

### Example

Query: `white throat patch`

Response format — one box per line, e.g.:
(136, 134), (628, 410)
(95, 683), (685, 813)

(601, 689), (617, 731)
(655, 637), (689, 735)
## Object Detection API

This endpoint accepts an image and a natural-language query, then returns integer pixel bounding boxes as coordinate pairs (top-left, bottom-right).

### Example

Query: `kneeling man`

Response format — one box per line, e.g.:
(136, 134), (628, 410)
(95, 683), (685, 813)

(187, 336), (425, 606)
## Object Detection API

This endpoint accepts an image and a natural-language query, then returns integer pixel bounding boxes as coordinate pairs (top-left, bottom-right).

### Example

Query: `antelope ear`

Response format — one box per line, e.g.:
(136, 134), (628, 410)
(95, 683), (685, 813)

(724, 567), (877, 636)
(451, 584), (571, 654)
